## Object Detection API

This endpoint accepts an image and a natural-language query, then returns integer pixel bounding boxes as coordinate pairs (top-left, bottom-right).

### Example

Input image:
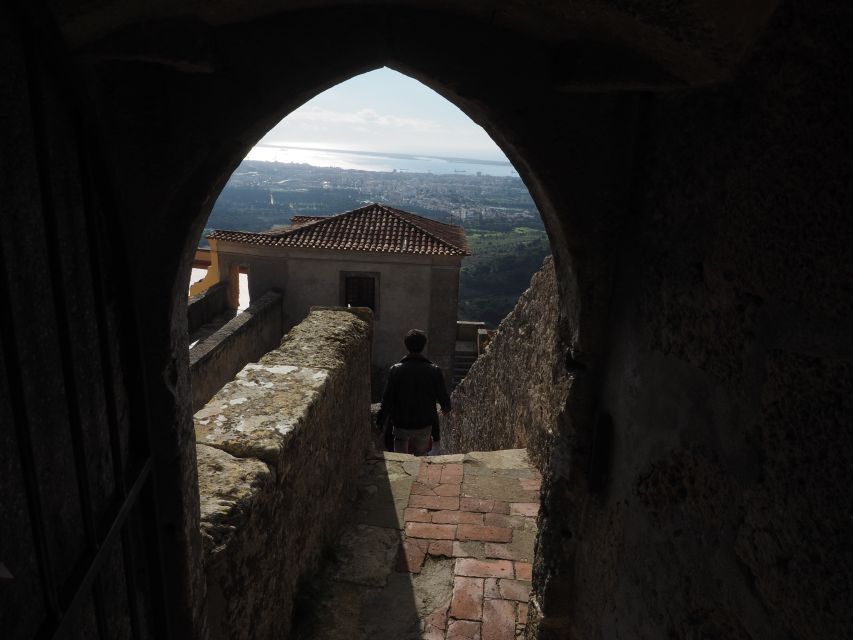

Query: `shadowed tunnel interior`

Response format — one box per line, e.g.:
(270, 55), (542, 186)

(1, 1), (852, 639)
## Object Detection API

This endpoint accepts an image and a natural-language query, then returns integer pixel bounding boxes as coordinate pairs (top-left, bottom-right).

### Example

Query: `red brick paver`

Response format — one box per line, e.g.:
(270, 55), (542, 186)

(455, 558), (515, 579)
(411, 482), (437, 495)
(481, 598), (515, 640)
(460, 498), (512, 514)
(319, 453), (538, 639)
(519, 477), (542, 491)
(441, 464), (464, 484)
(432, 510), (484, 525)
(453, 541), (480, 557)
(396, 540), (427, 573)
(457, 524), (513, 543)
(514, 562), (532, 581)
(498, 579), (531, 602)
(484, 543), (514, 560)
(405, 522), (456, 540)
(460, 498), (494, 513)
(450, 576), (484, 621)
(434, 483), (462, 497)
(423, 627), (445, 640)
(447, 619), (482, 639)
(412, 482), (462, 497)
(410, 494), (460, 511)
(484, 578), (500, 598)
(428, 539), (453, 557)
(425, 605), (448, 630)
(403, 507), (432, 522)
(483, 513), (515, 528)
(418, 463), (443, 486)
(509, 502), (538, 517)
(492, 501), (511, 515)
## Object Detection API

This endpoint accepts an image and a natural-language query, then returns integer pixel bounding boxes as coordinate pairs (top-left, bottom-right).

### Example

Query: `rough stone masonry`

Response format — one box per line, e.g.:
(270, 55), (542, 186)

(443, 257), (568, 474)
(194, 307), (372, 640)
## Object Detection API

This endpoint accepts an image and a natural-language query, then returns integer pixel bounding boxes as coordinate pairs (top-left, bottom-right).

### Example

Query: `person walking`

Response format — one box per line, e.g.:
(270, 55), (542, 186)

(377, 329), (451, 456)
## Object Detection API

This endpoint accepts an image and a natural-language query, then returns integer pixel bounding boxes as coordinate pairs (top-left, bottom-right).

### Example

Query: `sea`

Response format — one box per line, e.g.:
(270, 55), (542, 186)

(246, 144), (518, 177)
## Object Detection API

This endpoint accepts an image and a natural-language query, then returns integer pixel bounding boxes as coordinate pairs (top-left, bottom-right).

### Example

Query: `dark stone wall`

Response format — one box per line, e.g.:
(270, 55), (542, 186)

(187, 281), (229, 336)
(443, 257), (568, 472)
(534, 3), (853, 638)
(0, 6), (205, 638)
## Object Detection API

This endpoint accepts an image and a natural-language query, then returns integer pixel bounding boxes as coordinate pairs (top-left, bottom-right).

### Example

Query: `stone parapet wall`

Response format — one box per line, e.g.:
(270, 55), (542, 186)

(187, 280), (228, 335)
(189, 291), (284, 412)
(194, 308), (373, 640)
(442, 257), (569, 472)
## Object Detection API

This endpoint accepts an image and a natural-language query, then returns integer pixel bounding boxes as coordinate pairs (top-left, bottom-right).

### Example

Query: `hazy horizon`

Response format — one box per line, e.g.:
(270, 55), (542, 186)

(247, 67), (510, 164)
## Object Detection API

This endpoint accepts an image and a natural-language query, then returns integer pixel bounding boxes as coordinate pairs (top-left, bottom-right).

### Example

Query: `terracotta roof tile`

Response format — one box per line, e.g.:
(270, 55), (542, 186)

(289, 215), (327, 226)
(209, 203), (470, 256)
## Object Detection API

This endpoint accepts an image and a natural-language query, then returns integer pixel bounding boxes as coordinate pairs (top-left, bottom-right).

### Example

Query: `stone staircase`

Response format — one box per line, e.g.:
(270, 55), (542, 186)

(452, 344), (478, 388)
(292, 449), (541, 640)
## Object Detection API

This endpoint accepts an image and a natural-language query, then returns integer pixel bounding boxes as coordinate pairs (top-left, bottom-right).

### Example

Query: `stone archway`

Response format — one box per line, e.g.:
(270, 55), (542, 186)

(79, 9), (651, 633)
(11, 2), (851, 639)
(70, 4), (787, 635)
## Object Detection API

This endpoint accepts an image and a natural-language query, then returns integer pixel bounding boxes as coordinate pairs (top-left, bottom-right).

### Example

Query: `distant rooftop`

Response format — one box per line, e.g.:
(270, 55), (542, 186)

(209, 203), (470, 256)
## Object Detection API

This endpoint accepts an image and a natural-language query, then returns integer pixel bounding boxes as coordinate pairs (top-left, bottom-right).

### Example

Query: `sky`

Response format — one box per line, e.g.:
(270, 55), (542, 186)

(250, 67), (508, 161)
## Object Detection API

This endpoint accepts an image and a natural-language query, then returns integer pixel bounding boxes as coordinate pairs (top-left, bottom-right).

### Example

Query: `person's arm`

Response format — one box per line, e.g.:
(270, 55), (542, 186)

(434, 366), (451, 414)
(377, 368), (396, 426)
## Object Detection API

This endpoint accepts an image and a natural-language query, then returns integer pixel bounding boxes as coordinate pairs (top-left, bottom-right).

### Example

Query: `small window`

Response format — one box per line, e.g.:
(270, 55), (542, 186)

(342, 273), (378, 313)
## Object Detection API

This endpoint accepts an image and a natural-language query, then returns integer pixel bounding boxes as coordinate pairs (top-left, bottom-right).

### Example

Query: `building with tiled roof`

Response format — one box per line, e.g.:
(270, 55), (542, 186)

(209, 203), (470, 256)
(205, 203), (470, 377)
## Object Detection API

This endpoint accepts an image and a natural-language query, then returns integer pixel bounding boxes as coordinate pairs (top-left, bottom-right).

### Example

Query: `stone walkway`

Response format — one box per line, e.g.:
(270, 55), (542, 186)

(292, 449), (541, 640)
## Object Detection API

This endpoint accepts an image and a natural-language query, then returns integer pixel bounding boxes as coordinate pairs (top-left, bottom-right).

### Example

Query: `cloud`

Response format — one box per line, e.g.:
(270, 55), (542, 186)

(286, 106), (444, 133)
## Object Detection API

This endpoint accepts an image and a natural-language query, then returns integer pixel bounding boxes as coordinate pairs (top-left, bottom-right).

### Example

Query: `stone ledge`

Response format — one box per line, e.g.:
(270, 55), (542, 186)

(196, 364), (329, 466)
(189, 290), (282, 367)
(264, 305), (373, 370)
(187, 280), (228, 335)
(189, 290), (285, 412)
(194, 307), (373, 640)
(196, 443), (272, 556)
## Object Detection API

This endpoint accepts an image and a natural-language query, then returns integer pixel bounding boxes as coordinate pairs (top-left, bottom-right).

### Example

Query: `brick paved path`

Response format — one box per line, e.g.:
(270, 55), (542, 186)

(293, 449), (541, 640)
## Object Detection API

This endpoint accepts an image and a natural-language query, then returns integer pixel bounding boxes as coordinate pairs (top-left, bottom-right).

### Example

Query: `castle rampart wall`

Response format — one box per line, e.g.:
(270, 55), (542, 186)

(189, 290), (285, 412)
(442, 257), (567, 473)
(187, 280), (229, 335)
(194, 307), (372, 640)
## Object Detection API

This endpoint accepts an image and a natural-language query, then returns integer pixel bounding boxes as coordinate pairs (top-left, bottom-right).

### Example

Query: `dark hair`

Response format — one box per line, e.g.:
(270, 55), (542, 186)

(404, 329), (427, 353)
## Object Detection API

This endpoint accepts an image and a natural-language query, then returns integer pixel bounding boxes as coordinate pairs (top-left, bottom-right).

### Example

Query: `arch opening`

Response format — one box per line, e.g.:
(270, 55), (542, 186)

(77, 7), (647, 637)
(8, 2), (844, 640)
(187, 68), (552, 385)
(179, 59), (582, 640)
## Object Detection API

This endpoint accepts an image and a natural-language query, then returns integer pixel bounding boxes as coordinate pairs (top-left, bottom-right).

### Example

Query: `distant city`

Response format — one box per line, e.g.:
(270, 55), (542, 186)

(203, 159), (549, 326)
(203, 159), (541, 237)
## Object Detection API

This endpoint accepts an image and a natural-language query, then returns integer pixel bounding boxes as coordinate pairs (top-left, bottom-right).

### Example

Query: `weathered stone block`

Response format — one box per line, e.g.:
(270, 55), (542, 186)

(442, 258), (567, 474)
(194, 308), (372, 640)
(196, 444), (272, 556)
(190, 290), (285, 412)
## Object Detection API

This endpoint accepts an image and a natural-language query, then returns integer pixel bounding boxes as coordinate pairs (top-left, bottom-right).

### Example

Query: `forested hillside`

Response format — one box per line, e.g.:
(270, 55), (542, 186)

(458, 226), (550, 326)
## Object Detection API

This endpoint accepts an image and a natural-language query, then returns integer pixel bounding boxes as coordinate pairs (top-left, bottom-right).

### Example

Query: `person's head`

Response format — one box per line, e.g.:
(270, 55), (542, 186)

(404, 329), (427, 354)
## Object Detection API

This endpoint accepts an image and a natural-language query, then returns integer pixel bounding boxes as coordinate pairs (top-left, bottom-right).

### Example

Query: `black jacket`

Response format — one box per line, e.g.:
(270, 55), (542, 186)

(377, 354), (451, 431)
